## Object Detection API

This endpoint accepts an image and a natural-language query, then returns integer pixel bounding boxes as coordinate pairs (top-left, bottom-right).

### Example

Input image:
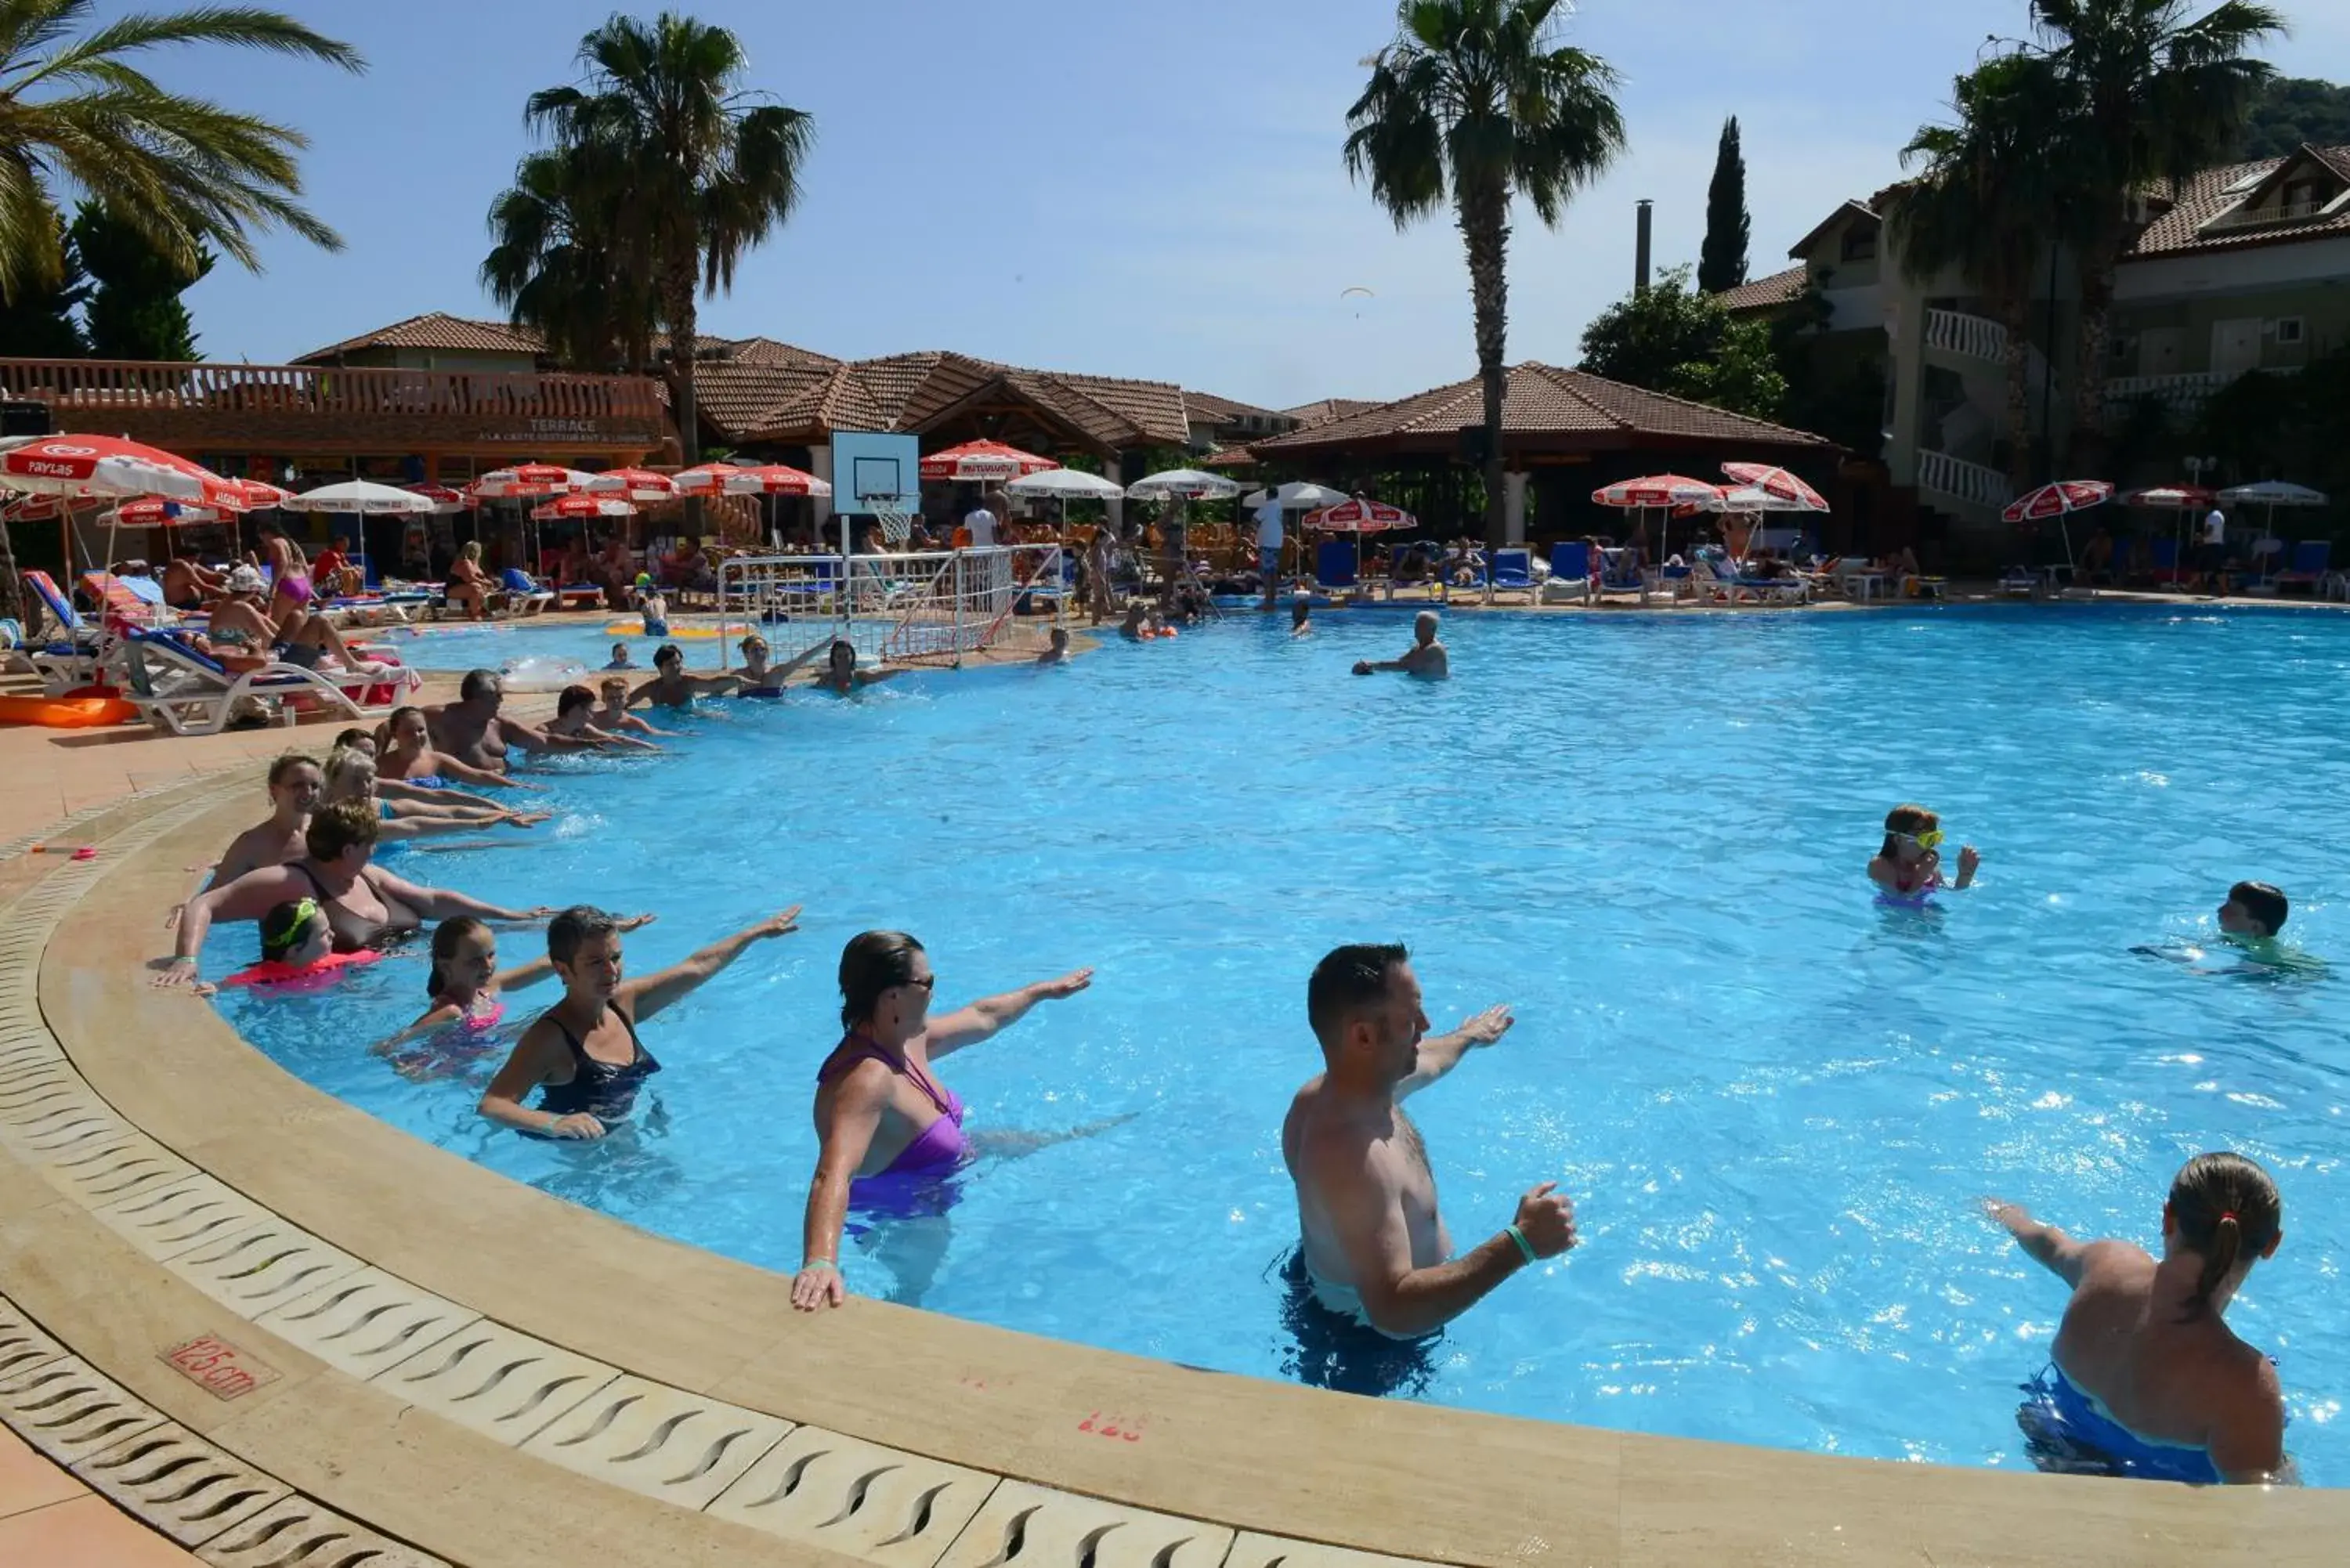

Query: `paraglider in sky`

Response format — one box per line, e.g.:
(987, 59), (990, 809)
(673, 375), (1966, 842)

(1341, 285), (1373, 319)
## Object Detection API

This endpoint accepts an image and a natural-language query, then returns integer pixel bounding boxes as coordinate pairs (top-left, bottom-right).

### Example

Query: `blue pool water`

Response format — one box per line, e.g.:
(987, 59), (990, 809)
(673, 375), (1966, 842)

(210, 605), (2349, 1478)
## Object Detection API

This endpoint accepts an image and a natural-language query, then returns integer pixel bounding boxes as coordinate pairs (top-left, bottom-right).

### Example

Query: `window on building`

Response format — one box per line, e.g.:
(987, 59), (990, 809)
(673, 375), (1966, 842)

(1841, 226), (1878, 262)
(2275, 316), (2306, 346)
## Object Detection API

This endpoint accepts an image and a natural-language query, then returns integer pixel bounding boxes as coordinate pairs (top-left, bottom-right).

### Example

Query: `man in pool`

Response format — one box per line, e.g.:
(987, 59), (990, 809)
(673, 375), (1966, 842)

(1987, 1152), (2291, 1484)
(627, 642), (743, 708)
(1282, 944), (1573, 1341)
(2218, 881), (2288, 945)
(605, 641), (634, 670)
(425, 670), (598, 773)
(1352, 610), (1448, 680)
(1034, 627), (1071, 666)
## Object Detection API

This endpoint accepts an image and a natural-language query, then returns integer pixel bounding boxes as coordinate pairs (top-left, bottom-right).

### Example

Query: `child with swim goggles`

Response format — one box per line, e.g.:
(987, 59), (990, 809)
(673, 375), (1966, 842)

(200, 898), (381, 995)
(1867, 804), (1979, 905)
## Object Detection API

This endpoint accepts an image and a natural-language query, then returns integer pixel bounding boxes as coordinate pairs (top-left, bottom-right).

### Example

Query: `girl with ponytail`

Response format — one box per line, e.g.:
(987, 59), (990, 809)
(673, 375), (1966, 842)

(1985, 1153), (2290, 1484)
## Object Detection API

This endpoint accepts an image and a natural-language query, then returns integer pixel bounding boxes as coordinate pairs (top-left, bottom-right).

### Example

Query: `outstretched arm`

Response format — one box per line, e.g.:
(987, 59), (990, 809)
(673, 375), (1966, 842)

(368, 867), (555, 926)
(772, 637), (833, 683)
(791, 1072), (890, 1313)
(424, 753), (536, 790)
(621, 907), (801, 1022)
(1397, 1005), (1513, 1100)
(926, 967), (1094, 1057)
(157, 865), (303, 982)
(1983, 1198), (2099, 1286)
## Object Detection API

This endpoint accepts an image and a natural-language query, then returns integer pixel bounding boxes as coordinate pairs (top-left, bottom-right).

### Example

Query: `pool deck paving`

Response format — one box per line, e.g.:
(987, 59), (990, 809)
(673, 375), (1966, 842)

(1, 591), (2346, 1566)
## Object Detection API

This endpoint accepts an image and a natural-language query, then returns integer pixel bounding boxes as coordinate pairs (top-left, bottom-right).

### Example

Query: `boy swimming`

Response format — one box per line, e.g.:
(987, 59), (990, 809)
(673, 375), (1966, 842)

(1867, 804), (1979, 905)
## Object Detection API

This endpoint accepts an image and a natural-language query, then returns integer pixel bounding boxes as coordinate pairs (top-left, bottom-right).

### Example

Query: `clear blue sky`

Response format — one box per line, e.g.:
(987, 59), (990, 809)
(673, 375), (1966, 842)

(130, 0), (2350, 409)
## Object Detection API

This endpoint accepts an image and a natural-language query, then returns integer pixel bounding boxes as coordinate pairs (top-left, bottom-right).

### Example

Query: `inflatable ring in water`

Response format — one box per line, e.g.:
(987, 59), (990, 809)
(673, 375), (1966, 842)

(602, 622), (750, 641)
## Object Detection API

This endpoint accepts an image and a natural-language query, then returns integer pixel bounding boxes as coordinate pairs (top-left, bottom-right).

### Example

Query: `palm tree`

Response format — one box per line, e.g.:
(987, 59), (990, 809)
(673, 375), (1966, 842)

(0, 1), (362, 305)
(482, 142), (657, 374)
(2028, 0), (2282, 468)
(0, 2), (358, 626)
(1893, 55), (2070, 490)
(1346, 0), (1623, 549)
(524, 12), (812, 473)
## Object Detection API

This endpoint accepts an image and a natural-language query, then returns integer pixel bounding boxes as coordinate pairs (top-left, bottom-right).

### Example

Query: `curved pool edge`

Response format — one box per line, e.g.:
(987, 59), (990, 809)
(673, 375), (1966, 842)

(0, 779), (2339, 1568)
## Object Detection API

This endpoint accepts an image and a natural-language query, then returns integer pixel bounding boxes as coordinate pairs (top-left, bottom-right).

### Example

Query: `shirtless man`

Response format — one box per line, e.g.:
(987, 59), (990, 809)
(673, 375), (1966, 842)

(1282, 944), (1573, 1339)
(161, 548), (224, 612)
(550, 685), (659, 750)
(627, 642), (741, 709)
(1987, 1151), (2291, 1483)
(158, 799), (558, 981)
(426, 669), (598, 773)
(1034, 627), (1071, 666)
(596, 677), (676, 739)
(378, 705), (542, 793)
(1352, 610), (1449, 680)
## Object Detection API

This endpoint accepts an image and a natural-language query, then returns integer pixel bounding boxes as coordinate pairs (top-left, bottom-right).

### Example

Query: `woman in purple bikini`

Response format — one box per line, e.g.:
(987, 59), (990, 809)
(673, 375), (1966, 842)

(793, 930), (1094, 1312)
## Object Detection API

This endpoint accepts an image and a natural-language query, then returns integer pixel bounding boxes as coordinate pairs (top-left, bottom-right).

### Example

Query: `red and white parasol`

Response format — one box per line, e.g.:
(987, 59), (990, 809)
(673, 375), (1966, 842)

(728, 464), (830, 497)
(531, 493), (638, 521)
(1302, 497), (1415, 533)
(580, 468), (678, 502)
(471, 463), (593, 499)
(670, 463), (743, 497)
(2001, 479), (2113, 524)
(1593, 474), (1725, 509)
(1719, 463), (1828, 511)
(2122, 484), (2215, 511)
(224, 478), (291, 511)
(920, 439), (1054, 483)
(0, 434), (242, 508)
(107, 498), (228, 526)
(401, 484), (469, 514)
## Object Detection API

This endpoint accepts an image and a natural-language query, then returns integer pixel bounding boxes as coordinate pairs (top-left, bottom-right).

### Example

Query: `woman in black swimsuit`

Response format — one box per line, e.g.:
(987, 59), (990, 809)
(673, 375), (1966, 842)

(160, 800), (560, 981)
(479, 902), (803, 1140)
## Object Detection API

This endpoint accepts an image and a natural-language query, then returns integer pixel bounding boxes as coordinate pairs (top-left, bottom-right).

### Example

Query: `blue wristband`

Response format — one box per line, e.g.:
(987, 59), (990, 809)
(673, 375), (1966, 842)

(1505, 1224), (1537, 1266)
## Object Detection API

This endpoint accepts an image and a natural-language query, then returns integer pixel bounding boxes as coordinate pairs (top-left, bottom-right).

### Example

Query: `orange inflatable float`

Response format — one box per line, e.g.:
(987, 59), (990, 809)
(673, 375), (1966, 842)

(0, 695), (137, 728)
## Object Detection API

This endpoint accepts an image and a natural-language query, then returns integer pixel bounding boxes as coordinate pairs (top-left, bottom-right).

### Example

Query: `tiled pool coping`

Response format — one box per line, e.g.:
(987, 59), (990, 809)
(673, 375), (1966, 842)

(0, 774), (2341, 1567)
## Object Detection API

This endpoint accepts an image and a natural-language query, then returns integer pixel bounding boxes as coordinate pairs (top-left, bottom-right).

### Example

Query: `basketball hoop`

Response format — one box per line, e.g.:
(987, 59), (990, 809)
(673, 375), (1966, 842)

(873, 502), (914, 544)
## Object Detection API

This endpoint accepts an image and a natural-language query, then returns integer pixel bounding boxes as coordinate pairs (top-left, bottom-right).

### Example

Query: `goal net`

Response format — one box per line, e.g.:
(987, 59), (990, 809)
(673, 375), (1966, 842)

(714, 544), (1066, 670)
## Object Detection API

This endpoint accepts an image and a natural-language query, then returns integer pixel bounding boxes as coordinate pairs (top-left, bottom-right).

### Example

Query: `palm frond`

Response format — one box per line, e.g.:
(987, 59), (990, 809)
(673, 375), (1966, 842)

(16, 6), (360, 92)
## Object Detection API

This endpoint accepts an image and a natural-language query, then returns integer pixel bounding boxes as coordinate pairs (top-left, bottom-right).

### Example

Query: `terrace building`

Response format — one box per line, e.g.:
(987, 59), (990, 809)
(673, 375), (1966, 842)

(1726, 143), (2350, 551)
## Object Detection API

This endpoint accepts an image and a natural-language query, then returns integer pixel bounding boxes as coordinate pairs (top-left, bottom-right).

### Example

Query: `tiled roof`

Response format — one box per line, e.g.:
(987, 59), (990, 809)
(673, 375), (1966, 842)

(1786, 200), (1878, 262)
(1184, 389), (1282, 426)
(1281, 397), (1381, 428)
(1202, 444), (1260, 469)
(1252, 363), (1835, 457)
(294, 312), (547, 363)
(700, 345), (1190, 450)
(1715, 264), (1809, 314)
(2130, 143), (2350, 258)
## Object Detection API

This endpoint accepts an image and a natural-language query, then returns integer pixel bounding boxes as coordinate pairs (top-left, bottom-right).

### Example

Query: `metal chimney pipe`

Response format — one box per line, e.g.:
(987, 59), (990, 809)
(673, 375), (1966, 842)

(1635, 200), (1654, 293)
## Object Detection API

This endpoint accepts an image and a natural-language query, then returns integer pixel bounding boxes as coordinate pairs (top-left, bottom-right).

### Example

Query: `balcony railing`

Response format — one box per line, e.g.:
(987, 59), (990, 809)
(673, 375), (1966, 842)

(2202, 197), (2335, 233)
(1925, 308), (2008, 365)
(1918, 449), (2012, 512)
(0, 356), (665, 435)
(2102, 364), (2301, 412)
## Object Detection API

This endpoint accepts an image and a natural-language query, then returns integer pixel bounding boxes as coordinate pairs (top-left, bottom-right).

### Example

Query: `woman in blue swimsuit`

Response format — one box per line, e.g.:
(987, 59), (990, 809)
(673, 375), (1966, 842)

(793, 931), (1094, 1313)
(477, 903), (799, 1140)
(1987, 1153), (2292, 1484)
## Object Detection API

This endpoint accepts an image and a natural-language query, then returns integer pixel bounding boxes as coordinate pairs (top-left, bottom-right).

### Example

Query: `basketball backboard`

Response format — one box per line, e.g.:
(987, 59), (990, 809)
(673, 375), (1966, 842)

(830, 431), (920, 515)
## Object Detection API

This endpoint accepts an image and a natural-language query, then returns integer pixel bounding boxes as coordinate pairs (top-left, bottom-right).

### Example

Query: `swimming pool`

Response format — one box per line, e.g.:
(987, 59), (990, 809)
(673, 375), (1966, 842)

(208, 604), (2350, 1479)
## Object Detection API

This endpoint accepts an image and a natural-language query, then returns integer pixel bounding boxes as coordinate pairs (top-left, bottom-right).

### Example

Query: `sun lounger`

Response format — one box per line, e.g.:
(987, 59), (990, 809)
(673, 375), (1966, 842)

(1314, 540), (1359, 592)
(117, 627), (411, 736)
(2274, 540), (2331, 595)
(1596, 550), (1652, 604)
(20, 570), (104, 694)
(1542, 542), (1595, 605)
(1486, 548), (1535, 605)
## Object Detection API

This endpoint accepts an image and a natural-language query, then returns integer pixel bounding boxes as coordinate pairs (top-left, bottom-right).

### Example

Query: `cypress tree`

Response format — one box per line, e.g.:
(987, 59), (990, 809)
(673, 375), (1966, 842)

(1699, 116), (1751, 295)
